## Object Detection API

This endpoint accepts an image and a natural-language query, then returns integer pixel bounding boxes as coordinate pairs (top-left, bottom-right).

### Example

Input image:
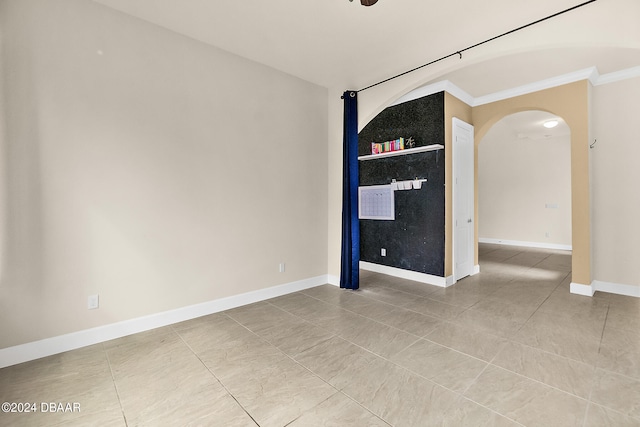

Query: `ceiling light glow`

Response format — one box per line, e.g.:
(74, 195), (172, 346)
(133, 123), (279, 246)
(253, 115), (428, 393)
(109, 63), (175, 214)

(543, 120), (559, 129)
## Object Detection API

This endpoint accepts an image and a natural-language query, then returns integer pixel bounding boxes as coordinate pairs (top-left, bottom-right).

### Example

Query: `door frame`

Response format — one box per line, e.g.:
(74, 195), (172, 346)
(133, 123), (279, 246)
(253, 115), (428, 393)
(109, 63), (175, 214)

(452, 117), (475, 282)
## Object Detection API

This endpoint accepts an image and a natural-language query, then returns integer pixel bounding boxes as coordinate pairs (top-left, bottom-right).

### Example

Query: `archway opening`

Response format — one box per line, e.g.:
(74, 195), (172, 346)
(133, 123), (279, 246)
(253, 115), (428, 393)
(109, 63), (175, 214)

(477, 110), (573, 289)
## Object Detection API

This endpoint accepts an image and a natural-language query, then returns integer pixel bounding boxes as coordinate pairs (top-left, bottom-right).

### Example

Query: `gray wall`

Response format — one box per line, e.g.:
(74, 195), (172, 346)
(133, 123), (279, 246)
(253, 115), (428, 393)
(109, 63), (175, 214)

(0, 0), (329, 348)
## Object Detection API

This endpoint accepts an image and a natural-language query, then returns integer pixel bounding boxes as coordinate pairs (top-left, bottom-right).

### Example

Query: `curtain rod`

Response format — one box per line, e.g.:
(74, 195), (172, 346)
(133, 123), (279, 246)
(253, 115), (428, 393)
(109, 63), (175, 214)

(357, 0), (599, 93)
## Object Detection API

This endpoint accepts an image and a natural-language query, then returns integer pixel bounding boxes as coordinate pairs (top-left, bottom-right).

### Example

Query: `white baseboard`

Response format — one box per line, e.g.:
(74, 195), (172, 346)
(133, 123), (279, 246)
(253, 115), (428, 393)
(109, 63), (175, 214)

(592, 280), (640, 298)
(0, 275), (330, 369)
(570, 280), (640, 298)
(327, 275), (340, 286)
(479, 238), (572, 251)
(359, 261), (452, 287)
(473, 264), (481, 275)
(570, 282), (595, 296)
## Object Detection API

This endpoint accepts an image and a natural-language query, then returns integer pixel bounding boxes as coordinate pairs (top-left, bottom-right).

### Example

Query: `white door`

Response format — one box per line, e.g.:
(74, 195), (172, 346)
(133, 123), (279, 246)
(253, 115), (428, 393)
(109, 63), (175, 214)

(453, 118), (474, 281)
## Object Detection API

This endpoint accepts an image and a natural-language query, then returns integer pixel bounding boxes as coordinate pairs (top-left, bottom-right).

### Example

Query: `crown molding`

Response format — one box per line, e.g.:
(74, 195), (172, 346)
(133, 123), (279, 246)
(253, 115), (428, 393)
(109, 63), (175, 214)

(394, 65), (639, 108)
(390, 80), (450, 106)
(472, 67), (599, 106)
(594, 66), (640, 86)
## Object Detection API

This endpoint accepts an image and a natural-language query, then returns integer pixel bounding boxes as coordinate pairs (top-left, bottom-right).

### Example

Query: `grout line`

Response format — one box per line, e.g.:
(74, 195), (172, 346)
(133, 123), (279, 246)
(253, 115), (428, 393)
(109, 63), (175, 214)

(172, 325), (261, 427)
(223, 293), (496, 424)
(102, 343), (130, 427)
(484, 364), (590, 402)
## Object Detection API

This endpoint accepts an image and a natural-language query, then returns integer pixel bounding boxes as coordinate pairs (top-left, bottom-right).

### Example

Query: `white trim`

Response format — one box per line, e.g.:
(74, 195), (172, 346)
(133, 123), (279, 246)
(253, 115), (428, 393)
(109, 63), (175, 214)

(473, 67), (599, 106)
(592, 280), (640, 298)
(593, 66), (640, 86)
(390, 80), (475, 107)
(479, 237), (572, 251)
(327, 275), (340, 286)
(0, 275), (330, 369)
(570, 282), (594, 296)
(391, 65), (640, 109)
(445, 274), (456, 287)
(473, 264), (481, 275)
(569, 280), (639, 298)
(358, 144), (444, 161)
(452, 118), (475, 281)
(359, 261), (452, 287)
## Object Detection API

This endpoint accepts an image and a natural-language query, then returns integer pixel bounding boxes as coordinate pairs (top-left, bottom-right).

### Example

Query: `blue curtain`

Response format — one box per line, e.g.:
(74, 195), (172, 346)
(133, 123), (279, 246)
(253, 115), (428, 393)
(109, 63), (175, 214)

(340, 91), (360, 290)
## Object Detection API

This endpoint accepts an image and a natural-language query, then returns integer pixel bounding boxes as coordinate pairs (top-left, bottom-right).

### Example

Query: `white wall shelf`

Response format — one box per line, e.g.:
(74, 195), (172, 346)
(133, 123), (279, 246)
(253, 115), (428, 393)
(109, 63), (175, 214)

(358, 144), (444, 161)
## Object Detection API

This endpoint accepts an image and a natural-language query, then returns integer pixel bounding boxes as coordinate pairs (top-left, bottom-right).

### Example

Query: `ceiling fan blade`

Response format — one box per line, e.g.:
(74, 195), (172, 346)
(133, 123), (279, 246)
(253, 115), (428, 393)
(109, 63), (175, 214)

(360, 0), (378, 6)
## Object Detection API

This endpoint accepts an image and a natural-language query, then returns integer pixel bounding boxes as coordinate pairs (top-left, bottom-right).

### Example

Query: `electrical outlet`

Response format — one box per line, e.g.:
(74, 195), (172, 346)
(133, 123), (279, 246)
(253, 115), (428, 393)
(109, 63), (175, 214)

(545, 232), (550, 238)
(88, 294), (99, 310)
(279, 262), (285, 273)
(381, 248), (386, 256)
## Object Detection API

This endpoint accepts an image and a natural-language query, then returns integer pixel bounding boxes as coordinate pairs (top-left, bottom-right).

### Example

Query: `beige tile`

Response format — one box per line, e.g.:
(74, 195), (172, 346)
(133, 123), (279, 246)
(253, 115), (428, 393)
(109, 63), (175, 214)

(391, 339), (487, 392)
(0, 345), (122, 426)
(537, 291), (609, 322)
(106, 327), (194, 377)
(197, 336), (287, 383)
(453, 299), (536, 338)
(367, 305), (442, 337)
(425, 322), (508, 362)
(441, 396), (521, 427)
(108, 333), (239, 426)
(464, 365), (587, 427)
(358, 285), (425, 307)
(373, 277), (442, 298)
(513, 320), (601, 365)
(605, 310), (640, 333)
(0, 344), (111, 396)
(2, 244), (608, 426)
(607, 294), (640, 309)
(225, 301), (296, 333)
(492, 341), (596, 398)
(597, 326), (640, 380)
(535, 253), (572, 271)
(301, 284), (355, 305)
(395, 282), (444, 298)
(502, 252), (549, 268)
(174, 314), (265, 362)
(523, 308), (606, 341)
(222, 357), (336, 427)
(336, 316), (420, 359)
(480, 248), (521, 262)
(255, 319), (335, 358)
(426, 287), (485, 308)
(402, 296), (467, 320)
(0, 407), (126, 427)
(590, 368), (640, 418)
(289, 392), (389, 427)
(340, 360), (461, 426)
(324, 291), (397, 319)
(455, 271), (513, 289)
(103, 325), (180, 353)
(485, 282), (554, 307)
(268, 293), (340, 321)
(313, 307), (370, 335)
(585, 403), (640, 427)
(224, 301), (336, 358)
(132, 375), (253, 426)
(294, 336), (385, 390)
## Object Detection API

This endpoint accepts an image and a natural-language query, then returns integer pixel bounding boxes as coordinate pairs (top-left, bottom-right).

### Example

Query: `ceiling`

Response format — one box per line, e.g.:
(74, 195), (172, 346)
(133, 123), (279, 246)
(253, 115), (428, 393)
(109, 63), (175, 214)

(92, 0), (640, 96)
(499, 111), (570, 141)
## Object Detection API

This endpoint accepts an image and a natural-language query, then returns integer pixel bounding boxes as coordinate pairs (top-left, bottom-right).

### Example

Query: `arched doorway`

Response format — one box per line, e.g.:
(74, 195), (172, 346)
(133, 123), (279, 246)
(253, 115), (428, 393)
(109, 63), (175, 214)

(472, 80), (591, 292)
(478, 110), (572, 249)
(477, 110), (573, 290)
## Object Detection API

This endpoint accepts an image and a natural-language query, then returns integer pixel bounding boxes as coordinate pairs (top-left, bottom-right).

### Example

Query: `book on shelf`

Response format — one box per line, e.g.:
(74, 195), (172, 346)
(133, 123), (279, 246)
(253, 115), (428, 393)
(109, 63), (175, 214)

(370, 137), (405, 155)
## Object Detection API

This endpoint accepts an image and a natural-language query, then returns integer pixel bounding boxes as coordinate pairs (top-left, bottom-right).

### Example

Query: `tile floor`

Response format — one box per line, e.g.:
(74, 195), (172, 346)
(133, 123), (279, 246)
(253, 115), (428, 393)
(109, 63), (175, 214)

(1, 244), (640, 426)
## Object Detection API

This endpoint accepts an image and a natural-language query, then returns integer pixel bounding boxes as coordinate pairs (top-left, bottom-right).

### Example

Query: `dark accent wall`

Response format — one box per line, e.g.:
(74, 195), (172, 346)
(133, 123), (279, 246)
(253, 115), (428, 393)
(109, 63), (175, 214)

(358, 92), (445, 276)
